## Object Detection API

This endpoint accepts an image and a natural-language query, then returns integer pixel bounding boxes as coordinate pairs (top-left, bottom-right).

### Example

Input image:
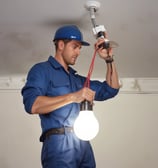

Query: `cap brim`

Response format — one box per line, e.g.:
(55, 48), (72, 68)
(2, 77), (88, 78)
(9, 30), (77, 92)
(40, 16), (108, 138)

(81, 41), (90, 46)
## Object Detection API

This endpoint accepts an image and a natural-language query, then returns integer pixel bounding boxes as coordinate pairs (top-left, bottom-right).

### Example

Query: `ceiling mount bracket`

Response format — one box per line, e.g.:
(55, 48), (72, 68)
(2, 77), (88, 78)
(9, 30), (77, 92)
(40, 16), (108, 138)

(85, 0), (100, 12)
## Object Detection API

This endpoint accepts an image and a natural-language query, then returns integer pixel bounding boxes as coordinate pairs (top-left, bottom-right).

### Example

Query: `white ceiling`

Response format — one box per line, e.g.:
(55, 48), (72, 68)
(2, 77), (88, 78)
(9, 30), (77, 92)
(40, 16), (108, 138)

(0, 0), (158, 78)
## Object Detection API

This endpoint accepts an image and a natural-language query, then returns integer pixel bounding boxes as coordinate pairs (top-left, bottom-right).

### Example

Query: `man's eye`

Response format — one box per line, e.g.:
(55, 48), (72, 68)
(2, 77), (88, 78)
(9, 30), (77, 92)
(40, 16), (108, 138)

(72, 43), (81, 49)
(72, 45), (77, 49)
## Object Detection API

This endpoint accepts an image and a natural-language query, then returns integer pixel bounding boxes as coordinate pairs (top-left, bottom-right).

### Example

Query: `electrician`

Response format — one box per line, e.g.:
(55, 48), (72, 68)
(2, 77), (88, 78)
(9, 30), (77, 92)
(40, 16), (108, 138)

(21, 25), (119, 168)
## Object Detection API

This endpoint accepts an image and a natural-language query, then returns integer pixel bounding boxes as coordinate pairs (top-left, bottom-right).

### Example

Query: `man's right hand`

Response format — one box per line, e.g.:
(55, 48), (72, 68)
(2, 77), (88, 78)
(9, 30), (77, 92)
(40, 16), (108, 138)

(72, 87), (96, 104)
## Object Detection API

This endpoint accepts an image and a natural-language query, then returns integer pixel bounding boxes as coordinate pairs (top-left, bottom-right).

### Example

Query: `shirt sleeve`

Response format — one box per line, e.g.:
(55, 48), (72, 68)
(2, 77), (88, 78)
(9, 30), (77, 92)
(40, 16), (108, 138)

(90, 80), (119, 101)
(75, 74), (119, 101)
(21, 63), (49, 113)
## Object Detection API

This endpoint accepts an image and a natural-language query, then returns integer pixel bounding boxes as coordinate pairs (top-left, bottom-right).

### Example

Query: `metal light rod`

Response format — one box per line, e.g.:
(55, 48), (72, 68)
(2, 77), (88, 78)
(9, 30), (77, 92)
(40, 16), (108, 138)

(85, 0), (100, 28)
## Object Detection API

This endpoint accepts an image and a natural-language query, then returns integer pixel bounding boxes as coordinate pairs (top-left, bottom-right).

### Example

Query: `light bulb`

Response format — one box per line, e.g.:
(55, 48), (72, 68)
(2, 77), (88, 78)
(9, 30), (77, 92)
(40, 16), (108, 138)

(74, 100), (99, 141)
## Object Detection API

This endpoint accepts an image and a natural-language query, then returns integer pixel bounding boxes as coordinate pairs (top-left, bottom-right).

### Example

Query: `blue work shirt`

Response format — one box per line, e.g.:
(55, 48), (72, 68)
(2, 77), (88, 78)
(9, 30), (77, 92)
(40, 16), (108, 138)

(22, 56), (119, 133)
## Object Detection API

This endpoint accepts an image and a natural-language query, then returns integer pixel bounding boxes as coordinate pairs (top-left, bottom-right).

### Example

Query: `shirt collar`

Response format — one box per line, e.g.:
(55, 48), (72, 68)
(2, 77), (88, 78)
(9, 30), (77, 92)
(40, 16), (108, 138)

(48, 56), (77, 74)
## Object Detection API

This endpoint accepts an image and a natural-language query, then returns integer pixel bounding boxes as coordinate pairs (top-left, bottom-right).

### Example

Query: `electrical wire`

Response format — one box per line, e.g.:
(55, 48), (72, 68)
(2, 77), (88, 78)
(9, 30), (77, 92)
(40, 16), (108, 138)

(84, 48), (113, 88)
(84, 49), (98, 88)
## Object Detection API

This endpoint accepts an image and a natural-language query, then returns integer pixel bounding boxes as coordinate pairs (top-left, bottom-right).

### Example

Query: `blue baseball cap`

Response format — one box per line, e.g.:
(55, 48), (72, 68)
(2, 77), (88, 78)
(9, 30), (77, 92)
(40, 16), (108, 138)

(53, 25), (90, 46)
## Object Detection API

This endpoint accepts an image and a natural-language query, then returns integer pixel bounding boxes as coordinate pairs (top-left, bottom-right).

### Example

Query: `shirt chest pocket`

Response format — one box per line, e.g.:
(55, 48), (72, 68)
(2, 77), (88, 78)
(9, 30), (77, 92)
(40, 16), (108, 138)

(47, 80), (71, 96)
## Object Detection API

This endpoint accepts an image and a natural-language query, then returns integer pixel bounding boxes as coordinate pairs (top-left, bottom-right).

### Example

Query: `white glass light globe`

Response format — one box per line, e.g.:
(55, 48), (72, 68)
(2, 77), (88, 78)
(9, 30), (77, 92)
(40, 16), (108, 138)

(74, 110), (99, 141)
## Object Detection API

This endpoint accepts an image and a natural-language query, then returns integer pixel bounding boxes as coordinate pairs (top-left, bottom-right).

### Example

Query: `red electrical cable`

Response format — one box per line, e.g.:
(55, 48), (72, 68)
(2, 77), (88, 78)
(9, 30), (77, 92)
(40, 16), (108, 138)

(84, 49), (98, 88)
(84, 48), (113, 88)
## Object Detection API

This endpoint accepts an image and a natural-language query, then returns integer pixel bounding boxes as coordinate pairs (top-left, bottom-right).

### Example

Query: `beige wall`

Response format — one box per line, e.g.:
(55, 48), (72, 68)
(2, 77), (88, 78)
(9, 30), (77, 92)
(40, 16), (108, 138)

(0, 90), (158, 168)
(93, 94), (158, 168)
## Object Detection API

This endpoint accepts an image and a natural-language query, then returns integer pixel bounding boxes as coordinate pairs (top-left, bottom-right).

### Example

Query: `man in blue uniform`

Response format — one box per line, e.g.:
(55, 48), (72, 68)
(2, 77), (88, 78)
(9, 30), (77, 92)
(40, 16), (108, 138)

(21, 25), (119, 168)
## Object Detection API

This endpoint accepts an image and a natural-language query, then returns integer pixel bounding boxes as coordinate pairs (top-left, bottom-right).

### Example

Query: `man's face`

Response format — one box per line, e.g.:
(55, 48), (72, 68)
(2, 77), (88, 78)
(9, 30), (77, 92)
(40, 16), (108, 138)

(61, 40), (82, 65)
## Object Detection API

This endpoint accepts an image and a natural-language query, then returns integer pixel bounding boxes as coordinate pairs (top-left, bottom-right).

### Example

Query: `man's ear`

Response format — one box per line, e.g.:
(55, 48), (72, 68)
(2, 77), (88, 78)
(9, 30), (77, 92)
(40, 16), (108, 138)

(58, 40), (65, 51)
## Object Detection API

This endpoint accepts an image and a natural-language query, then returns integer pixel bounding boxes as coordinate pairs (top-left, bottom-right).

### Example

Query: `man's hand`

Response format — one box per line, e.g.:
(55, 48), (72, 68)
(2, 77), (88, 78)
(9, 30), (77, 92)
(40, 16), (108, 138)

(72, 87), (96, 104)
(95, 38), (113, 60)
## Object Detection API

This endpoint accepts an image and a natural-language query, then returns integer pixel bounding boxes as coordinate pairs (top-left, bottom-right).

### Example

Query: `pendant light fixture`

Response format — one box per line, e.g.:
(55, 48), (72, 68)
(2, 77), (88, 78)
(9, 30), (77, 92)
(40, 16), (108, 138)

(74, 100), (99, 141)
(74, 47), (99, 141)
(74, 0), (118, 141)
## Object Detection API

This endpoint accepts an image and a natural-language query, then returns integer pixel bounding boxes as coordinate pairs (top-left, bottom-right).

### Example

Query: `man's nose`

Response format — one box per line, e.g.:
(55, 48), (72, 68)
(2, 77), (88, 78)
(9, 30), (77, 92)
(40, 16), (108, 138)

(76, 48), (81, 55)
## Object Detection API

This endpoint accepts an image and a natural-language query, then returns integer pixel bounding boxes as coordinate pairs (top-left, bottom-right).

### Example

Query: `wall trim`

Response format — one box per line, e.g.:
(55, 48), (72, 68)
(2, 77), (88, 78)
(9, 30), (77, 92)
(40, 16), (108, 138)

(119, 78), (158, 94)
(0, 76), (158, 94)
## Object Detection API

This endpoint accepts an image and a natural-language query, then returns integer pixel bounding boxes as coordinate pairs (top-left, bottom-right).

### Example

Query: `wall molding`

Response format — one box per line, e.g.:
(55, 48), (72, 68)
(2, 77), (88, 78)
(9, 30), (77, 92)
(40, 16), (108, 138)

(0, 76), (158, 94)
(0, 76), (25, 90)
(119, 78), (158, 94)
